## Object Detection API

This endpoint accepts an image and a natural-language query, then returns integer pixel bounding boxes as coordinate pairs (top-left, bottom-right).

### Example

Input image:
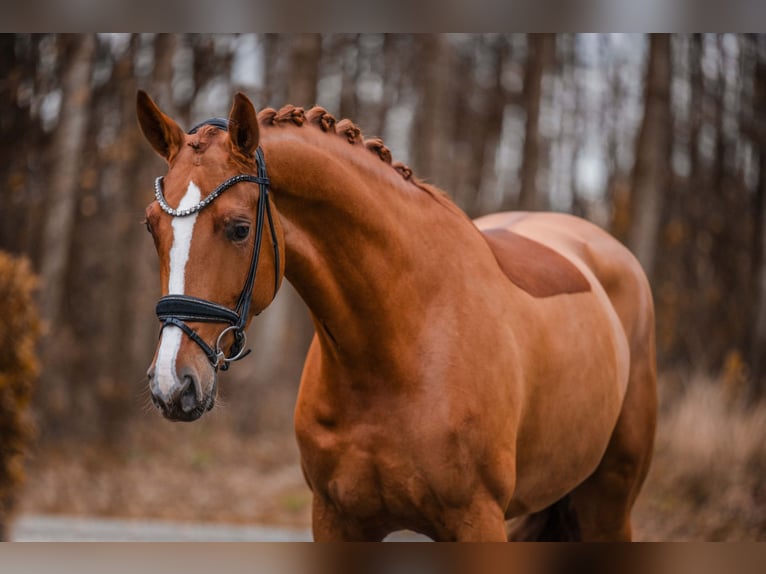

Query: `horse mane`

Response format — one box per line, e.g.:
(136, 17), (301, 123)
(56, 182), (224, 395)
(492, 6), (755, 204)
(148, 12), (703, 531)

(256, 105), (422, 186)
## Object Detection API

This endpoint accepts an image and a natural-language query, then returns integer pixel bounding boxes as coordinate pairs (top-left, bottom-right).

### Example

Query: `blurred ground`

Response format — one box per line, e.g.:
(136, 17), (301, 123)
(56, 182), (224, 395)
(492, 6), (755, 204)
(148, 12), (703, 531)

(13, 514), (311, 541)
(18, 412), (314, 529)
(16, 374), (766, 541)
(632, 375), (766, 541)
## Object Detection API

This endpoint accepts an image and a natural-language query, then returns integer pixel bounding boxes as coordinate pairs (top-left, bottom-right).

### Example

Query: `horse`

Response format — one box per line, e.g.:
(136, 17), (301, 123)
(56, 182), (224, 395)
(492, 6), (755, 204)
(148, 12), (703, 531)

(137, 90), (657, 541)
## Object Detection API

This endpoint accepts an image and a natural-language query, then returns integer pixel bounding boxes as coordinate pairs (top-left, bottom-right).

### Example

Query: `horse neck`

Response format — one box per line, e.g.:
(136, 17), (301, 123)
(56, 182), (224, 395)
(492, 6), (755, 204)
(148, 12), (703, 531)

(263, 132), (487, 364)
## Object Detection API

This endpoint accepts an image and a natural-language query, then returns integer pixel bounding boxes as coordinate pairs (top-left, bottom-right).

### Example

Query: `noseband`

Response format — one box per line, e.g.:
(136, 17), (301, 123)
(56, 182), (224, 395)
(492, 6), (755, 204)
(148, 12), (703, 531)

(153, 118), (280, 371)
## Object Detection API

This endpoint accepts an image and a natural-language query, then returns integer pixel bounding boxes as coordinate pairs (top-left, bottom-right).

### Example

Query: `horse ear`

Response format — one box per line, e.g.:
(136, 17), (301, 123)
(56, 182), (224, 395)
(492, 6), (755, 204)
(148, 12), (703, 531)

(228, 92), (260, 157)
(136, 90), (184, 161)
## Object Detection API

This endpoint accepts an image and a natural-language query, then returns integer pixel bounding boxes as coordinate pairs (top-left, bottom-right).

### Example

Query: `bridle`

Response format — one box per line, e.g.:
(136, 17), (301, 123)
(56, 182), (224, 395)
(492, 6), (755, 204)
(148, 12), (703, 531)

(153, 118), (280, 371)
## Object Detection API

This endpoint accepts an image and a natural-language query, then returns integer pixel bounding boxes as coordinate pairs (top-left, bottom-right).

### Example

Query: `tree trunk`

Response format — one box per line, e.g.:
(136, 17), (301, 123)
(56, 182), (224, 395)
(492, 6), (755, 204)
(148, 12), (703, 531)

(38, 35), (95, 325)
(337, 34), (360, 121)
(412, 34), (455, 191)
(517, 34), (555, 211)
(750, 140), (766, 397)
(749, 35), (766, 397)
(0, 35), (45, 258)
(98, 35), (150, 444)
(627, 34), (672, 281)
(372, 34), (398, 138)
(463, 36), (511, 217)
(150, 34), (179, 113)
(287, 33), (322, 106)
(35, 34), (95, 436)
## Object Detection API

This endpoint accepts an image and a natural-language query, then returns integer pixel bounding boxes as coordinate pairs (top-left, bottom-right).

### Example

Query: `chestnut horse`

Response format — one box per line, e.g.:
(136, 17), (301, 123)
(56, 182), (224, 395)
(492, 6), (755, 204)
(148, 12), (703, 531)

(137, 91), (656, 541)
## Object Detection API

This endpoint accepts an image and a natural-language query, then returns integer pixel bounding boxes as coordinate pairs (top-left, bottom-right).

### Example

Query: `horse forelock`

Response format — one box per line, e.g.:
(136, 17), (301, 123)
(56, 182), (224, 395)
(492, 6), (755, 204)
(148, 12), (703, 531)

(187, 124), (221, 153)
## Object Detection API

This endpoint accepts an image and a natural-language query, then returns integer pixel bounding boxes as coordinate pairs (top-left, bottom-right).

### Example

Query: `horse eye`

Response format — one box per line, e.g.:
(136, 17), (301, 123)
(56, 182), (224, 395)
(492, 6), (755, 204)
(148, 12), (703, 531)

(230, 223), (250, 242)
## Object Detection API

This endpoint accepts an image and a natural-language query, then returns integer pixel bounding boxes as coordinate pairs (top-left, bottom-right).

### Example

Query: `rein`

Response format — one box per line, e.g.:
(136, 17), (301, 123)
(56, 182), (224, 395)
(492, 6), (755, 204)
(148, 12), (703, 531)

(153, 119), (280, 371)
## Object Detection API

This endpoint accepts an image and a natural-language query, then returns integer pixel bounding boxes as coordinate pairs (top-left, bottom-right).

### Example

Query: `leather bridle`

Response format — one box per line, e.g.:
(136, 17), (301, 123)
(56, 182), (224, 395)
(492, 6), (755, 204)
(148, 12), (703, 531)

(153, 118), (280, 371)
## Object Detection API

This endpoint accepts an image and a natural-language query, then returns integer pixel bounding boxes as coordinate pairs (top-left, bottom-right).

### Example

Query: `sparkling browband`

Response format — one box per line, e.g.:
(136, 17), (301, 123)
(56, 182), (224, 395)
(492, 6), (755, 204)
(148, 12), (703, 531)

(154, 173), (271, 217)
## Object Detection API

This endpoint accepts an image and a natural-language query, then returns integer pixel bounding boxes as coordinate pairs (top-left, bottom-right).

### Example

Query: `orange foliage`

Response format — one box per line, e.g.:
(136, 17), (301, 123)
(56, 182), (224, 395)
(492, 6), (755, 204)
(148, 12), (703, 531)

(0, 251), (41, 539)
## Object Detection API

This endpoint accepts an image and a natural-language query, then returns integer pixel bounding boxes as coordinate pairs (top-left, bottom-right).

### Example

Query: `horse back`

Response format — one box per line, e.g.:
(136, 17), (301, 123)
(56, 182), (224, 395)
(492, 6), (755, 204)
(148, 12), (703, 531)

(475, 211), (653, 349)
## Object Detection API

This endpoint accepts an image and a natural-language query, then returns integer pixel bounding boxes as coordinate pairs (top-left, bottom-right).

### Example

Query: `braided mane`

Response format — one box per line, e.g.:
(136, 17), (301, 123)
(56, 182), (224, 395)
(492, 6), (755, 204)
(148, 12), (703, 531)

(257, 105), (415, 183)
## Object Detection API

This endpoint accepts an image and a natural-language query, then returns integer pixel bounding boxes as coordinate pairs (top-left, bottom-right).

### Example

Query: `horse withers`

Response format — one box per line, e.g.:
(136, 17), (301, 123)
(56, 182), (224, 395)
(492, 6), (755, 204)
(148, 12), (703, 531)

(137, 91), (657, 541)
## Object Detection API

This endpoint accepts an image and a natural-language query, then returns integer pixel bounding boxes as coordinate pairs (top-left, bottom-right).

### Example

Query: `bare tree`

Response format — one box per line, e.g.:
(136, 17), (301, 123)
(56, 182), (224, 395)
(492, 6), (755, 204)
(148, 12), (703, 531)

(38, 35), (96, 326)
(287, 34), (322, 106)
(462, 36), (512, 216)
(0, 35), (45, 258)
(412, 34), (455, 191)
(35, 35), (96, 433)
(627, 34), (672, 281)
(749, 35), (766, 396)
(518, 34), (555, 211)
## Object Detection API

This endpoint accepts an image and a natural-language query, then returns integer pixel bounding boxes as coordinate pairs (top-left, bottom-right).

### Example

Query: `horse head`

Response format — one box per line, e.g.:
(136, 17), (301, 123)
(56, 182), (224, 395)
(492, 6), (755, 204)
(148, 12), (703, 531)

(137, 91), (284, 421)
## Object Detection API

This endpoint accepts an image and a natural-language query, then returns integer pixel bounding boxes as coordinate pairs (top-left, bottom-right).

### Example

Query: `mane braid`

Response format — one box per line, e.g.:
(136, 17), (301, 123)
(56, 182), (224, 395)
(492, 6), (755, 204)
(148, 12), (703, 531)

(306, 106), (336, 133)
(393, 162), (413, 180)
(276, 105), (305, 126)
(257, 108), (278, 126)
(336, 119), (362, 144)
(364, 138), (392, 164)
(259, 104), (419, 184)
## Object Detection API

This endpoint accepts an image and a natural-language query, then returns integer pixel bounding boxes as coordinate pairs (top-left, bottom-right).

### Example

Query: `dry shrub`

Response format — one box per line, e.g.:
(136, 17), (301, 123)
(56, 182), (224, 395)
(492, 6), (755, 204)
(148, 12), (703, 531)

(0, 252), (41, 540)
(636, 374), (766, 540)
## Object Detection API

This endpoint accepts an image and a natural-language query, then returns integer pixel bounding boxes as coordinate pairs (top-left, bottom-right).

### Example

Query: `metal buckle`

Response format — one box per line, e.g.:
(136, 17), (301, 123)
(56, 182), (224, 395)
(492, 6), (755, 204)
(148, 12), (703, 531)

(215, 325), (248, 366)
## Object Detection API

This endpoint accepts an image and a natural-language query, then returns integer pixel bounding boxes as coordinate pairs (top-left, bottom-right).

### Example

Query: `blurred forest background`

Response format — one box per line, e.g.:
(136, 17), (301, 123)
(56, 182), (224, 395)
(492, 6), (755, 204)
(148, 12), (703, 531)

(1, 33), (766, 540)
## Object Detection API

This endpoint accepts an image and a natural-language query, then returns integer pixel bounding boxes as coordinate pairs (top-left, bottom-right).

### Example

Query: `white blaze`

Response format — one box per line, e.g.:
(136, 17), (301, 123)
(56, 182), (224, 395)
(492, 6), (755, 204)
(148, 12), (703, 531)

(155, 181), (202, 395)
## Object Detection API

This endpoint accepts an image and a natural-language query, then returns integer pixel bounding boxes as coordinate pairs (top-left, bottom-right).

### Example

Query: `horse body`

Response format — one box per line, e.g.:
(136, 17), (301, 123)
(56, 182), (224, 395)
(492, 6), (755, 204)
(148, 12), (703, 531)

(137, 92), (656, 541)
(265, 130), (651, 540)
(476, 211), (656, 539)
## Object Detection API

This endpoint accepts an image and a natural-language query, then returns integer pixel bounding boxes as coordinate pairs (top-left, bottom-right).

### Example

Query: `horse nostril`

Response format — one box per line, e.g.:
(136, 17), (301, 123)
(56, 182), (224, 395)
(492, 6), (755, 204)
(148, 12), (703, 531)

(179, 375), (199, 413)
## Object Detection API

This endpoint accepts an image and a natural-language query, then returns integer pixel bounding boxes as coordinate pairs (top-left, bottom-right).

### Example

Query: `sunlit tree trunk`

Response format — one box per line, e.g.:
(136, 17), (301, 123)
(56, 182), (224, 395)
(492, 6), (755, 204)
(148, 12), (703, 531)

(35, 34), (96, 436)
(627, 34), (672, 282)
(38, 35), (95, 326)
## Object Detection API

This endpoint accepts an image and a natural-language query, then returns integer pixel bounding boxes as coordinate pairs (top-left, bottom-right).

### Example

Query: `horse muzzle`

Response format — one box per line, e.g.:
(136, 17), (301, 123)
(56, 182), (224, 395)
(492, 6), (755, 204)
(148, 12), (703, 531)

(148, 366), (217, 422)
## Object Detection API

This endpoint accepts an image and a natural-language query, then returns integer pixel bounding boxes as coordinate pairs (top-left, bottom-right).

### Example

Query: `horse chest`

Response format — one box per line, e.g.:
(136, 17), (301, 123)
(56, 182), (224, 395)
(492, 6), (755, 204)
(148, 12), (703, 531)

(297, 421), (436, 522)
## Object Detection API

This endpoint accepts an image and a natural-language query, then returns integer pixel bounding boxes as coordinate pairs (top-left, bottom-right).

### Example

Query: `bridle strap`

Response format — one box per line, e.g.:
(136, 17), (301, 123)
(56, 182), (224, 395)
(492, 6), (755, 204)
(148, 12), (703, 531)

(161, 317), (221, 368)
(233, 147), (271, 324)
(156, 294), (240, 325)
(154, 173), (271, 218)
(154, 130), (280, 371)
